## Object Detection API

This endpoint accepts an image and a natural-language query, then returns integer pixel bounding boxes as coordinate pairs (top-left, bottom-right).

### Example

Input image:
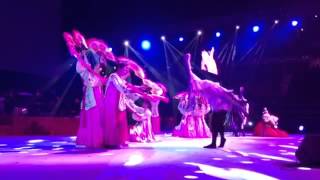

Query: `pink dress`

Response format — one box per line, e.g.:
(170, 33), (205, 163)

(173, 95), (211, 138)
(151, 100), (161, 134)
(129, 109), (155, 142)
(76, 62), (104, 148)
(125, 93), (155, 142)
(103, 73), (129, 146)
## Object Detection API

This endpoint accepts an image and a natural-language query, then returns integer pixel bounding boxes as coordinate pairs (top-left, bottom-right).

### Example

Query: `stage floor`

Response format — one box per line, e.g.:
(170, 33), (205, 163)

(0, 134), (319, 180)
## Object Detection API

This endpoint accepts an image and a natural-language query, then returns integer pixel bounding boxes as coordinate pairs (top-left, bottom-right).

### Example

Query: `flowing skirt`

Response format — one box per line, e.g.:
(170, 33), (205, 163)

(103, 84), (128, 146)
(129, 111), (155, 142)
(173, 115), (211, 138)
(254, 121), (288, 137)
(76, 87), (104, 148)
(151, 116), (161, 134)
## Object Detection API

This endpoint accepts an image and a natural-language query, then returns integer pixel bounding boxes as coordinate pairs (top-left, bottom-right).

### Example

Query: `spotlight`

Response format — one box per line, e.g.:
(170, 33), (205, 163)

(291, 20), (299, 27)
(107, 47), (112, 52)
(300, 28), (304, 32)
(179, 37), (184, 42)
(236, 25), (240, 30)
(248, 121), (253, 126)
(197, 30), (202, 36)
(252, 25), (260, 32)
(215, 32), (221, 37)
(299, 125), (304, 131)
(315, 14), (318, 18)
(124, 40), (129, 46)
(274, 20), (279, 24)
(161, 36), (166, 41)
(141, 40), (151, 50)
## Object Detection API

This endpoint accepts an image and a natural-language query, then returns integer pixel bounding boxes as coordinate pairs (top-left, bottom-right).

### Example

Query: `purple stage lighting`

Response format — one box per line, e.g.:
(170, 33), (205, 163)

(253, 26), (260, 32)
(291, 20), (298, 27)
(141, 40), (151, 50)
(299, 125), (304, 131)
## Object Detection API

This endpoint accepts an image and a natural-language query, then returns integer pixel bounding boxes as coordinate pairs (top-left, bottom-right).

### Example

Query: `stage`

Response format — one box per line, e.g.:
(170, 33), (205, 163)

(0, 134), (319, 180)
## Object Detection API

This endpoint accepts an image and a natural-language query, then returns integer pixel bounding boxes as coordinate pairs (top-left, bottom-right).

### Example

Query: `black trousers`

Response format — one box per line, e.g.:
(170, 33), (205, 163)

(208, 110), (227, 145)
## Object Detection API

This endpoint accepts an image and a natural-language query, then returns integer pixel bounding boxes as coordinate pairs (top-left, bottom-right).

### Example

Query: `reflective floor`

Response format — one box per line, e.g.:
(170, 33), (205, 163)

(0, 134), (319, 180)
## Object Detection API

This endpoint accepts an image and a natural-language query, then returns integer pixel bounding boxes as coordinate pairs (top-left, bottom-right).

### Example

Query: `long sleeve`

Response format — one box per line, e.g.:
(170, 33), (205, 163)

(125, 94), (151, 122)
(76, 62), (90, 84)
(76, 62), (98, 110)
(106, 73), (128, 94)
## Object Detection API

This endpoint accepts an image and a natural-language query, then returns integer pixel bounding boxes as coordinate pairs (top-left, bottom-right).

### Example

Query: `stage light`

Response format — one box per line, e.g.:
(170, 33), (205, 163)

(315, 14), (318, 18)
(236, 25), (240, 30)
(141, 40), (151, 50)
(240, 161), (254, 164)
(179, 37), (184, 42)
(184, 175), (198, 179)
(300, 28), (304, 32)
(274, 20), (279, 24)
(252, 25), (260, 32)
(215, 32), (221, 37)
(161, 36), (166, 41)
(291, 20), (298, 27)
(108, 47), (113, 52)
(124, 154), (144, 166)
(32, 153), (49, 156)
(124, 40), (129, 46)
(197, 30), (202, 36)
(299, 125), (304, 131)
(28, 139), (44, 144)
(297, 167), (312, 171)
(248, 121), (253, 126)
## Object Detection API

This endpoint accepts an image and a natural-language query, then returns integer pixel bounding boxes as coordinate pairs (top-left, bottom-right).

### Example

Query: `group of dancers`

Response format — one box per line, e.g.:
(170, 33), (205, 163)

(63, 30), (288, 149)
(64, 30), (169, 148)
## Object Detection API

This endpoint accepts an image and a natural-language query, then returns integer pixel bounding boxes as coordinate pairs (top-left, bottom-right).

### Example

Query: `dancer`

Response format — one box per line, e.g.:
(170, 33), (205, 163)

(239, 86), (249, 134)
(127, 93), (155, 142)
(254, 107), (288, 137)
(103, 63), (131, 148)
(142, 79), (167, 134)
(103, 57), (161, 146)
(173, 92), (211, 138)
(227, 86), (249, 137)
(183, 53), (247, 148)
(127, 78), (168, 142)
(76, 54), (105, 148)
(63, 31), (106, 148)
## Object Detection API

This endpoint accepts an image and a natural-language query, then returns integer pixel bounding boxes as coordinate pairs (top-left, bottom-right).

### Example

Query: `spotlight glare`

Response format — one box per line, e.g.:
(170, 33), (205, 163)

(124, 40), (129, 46)
(300, 28), (304, 32)
(197, 30), (202, 36)
(291, 20), (298, 27)
(161, 36), (166, 41)
(215, 32), (221, 37)
(141, 40), (151, 50)
(248, 121), (253, 126)
(179, 37), (184, 42)
(253, 25), (260, 32)
(108, 47), (112, 52)
(236, 25), (240, 30)
(274, 20), (279, 24)
(315, 14), (318, 18)
(299, 125), (304, 131)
